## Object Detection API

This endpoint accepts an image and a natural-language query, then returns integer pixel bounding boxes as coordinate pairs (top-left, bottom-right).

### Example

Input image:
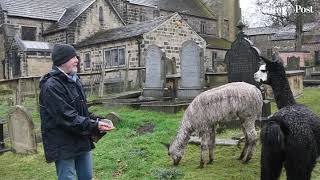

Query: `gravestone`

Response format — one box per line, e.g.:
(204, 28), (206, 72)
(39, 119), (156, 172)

(287, 56), (300, 70)
(142, 45), (166, 98)
(8, 105), (37, 154)
(225, 22), (260, 86)
(177, 40), (204, 99)
(105, 112), (122, 126)
(226, 22), (271, 123)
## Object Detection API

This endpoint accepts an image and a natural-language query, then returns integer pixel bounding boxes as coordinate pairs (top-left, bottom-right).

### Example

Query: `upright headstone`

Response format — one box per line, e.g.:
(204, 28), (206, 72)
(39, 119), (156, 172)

(287, 56), (300, 70)
(225, 22), (260, 86)
(143, 45), (166, 98)
(105, 112), (122, 126)
(177, 40), (204, 99)
(226, 21), (271, 121)
(8, 105), (37, 154)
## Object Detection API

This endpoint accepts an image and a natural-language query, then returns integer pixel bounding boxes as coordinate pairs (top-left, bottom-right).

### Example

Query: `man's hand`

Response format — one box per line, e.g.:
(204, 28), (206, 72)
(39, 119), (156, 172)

(98, 121), (114, 132)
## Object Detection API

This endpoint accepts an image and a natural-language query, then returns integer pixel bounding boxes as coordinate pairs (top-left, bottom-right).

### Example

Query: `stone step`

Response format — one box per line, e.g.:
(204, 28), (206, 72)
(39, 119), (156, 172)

(303, 79), (320, 86)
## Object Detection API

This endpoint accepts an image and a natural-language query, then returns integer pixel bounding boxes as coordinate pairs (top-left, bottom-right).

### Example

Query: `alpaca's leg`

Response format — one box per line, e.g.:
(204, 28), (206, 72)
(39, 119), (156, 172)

(208, 126), (216, 164)
(284, 126), (317, 180)
(238, 124), (248, 160)
(260, 120), (284, 180)
(240, 117), (257, 163)
(199, 131), (209, 168)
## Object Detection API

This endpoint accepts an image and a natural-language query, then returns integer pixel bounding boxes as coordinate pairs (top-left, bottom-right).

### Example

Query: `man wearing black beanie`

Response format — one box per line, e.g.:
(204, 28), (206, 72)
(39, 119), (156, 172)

(39, 43), (114, 180)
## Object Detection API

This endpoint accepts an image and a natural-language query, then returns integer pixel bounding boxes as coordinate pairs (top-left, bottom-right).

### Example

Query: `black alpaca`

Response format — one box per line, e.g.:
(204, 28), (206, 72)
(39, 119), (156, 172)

(254, 55), (320, 180)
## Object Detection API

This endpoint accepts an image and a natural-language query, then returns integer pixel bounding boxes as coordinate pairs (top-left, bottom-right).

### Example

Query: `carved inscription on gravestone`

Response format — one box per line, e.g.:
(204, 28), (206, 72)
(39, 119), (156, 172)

(226, 38), (260, 86)
(180, 41), (201, 88)
(8, 105), (37, 154)
(145, 45), (163, 88)
(177, 40), (204, 99)
(143, 45), (165, 98)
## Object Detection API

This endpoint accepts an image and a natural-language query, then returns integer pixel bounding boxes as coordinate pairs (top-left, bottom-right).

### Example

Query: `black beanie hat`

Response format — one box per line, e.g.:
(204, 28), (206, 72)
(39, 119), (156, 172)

(51, 44), (77, 66)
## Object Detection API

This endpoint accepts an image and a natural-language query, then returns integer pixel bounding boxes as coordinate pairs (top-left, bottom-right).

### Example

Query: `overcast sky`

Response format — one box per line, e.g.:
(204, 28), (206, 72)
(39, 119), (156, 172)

(240, 0), (269, 27)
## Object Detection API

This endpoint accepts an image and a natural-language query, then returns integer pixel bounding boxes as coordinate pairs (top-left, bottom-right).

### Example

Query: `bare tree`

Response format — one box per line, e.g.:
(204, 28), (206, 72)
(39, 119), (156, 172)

(256, 0), (319, 51)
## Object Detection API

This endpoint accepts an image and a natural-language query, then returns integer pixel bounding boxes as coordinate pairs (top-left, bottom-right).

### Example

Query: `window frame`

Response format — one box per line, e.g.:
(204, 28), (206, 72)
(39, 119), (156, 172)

(21, 26), (37, 41)
(103, 47), (126, 69)
(83, 52), (91, 70)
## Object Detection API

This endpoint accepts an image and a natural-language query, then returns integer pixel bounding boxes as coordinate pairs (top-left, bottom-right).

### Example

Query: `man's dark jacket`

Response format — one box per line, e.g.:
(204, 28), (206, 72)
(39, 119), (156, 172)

(39, 67), (99, 163)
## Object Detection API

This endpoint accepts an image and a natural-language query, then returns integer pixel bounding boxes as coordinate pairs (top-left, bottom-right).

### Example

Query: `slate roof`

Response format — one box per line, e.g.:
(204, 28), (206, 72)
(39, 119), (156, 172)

(128, 0), (215, 19)
(244, 22), (318, 36)
(303, 35), (320, 44)
(0, 0), (85, 21)
(44, 0), (96, 34)
(15, 36), (53, 52)
(202, 35), (231, 50)
(271, 32), (296, 41)
(76, 14), (174, 47)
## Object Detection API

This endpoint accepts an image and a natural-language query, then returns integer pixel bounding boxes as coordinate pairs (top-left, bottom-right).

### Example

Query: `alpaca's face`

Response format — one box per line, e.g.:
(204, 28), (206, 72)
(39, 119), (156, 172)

(168, 147), (182, 166)
(169, 152), (182, 166)
(254, 64), (268, 84)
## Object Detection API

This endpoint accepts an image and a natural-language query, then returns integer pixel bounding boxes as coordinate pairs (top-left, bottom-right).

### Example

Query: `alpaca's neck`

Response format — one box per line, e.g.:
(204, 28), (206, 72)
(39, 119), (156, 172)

(270, 73), (296, 109)
(171, 122), (192, 155)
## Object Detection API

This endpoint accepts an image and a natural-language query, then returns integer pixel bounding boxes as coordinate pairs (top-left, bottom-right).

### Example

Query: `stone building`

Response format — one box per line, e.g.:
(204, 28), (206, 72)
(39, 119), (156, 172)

(244, 22), (320, 68)
(76, 13), (206, 89)
(0, 0), (240, 80)
(0, 0), (124, 78)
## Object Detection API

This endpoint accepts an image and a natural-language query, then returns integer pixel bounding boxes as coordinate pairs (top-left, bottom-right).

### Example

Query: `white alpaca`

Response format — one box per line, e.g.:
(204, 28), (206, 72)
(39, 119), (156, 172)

(166, 82), (263, 168)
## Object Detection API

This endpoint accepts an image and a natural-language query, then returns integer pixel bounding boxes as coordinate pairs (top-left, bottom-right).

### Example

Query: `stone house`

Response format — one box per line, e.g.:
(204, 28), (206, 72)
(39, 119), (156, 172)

(76, 13), (206, 90)
(0, 0), (240, 80)
(244, 22), (320, 68)
(0, 0), (124, 78)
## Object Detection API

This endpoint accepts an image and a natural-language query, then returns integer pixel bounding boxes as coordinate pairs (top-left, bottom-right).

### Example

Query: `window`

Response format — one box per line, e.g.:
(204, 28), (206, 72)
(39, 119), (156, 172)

(139, 12), (146, 22)
(84, 52), (91, 70)
(26, 51), (37, 56)
(99, 7), (104, 23)
(21, 26), (37, 41)
(104, 47), (126, 68)
(153, 10), (160, 18)
(200, 21), (206, 34)
(212, 51), (217, 69)
(118, 48), (125, 66)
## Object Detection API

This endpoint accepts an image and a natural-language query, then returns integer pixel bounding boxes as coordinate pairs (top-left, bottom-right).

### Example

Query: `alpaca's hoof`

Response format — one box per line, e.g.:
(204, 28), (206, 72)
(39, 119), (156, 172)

(241, 158), (250, 164)
(197, 164), (204, 169)
(207, 159), (214, 164)
(197, 162), (204, 169)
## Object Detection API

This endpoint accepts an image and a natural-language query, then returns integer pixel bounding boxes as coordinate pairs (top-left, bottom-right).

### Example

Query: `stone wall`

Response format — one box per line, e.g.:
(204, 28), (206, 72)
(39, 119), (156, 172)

(248, 35), (296, 57)
(141, 16), (206, 73)
(26, 56), (52, 76)
(122, 3), (218, 36)
(126, 4), (156, 24)
(74, 0), (124, 43)
(205, 48), (227, 72)
(8, 17), (53, 41)
(45, 0), (124, 44)
(266, 71), (304, 99)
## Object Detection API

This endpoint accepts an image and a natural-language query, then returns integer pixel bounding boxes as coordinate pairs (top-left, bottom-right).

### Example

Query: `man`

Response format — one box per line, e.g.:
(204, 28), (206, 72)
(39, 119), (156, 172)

(39, 44), (113, 180)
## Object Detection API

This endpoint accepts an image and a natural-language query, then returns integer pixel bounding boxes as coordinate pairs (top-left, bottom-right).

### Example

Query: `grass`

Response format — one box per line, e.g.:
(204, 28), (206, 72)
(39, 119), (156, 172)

(1, 87), (320, 179)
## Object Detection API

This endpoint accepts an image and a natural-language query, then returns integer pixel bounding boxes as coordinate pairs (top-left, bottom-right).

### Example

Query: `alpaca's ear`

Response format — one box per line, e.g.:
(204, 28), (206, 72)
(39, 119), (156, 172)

(161, 142), (170, 150)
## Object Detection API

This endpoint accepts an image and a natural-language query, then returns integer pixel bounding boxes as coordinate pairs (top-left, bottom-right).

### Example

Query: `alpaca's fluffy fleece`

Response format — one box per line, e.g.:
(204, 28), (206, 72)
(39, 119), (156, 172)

(168, 82), (263, 167)
(255, 56), (320, 180)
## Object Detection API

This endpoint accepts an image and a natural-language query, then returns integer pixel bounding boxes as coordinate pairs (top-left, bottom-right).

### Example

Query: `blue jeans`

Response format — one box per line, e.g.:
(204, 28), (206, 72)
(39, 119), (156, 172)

(55, 151), (93, 180)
